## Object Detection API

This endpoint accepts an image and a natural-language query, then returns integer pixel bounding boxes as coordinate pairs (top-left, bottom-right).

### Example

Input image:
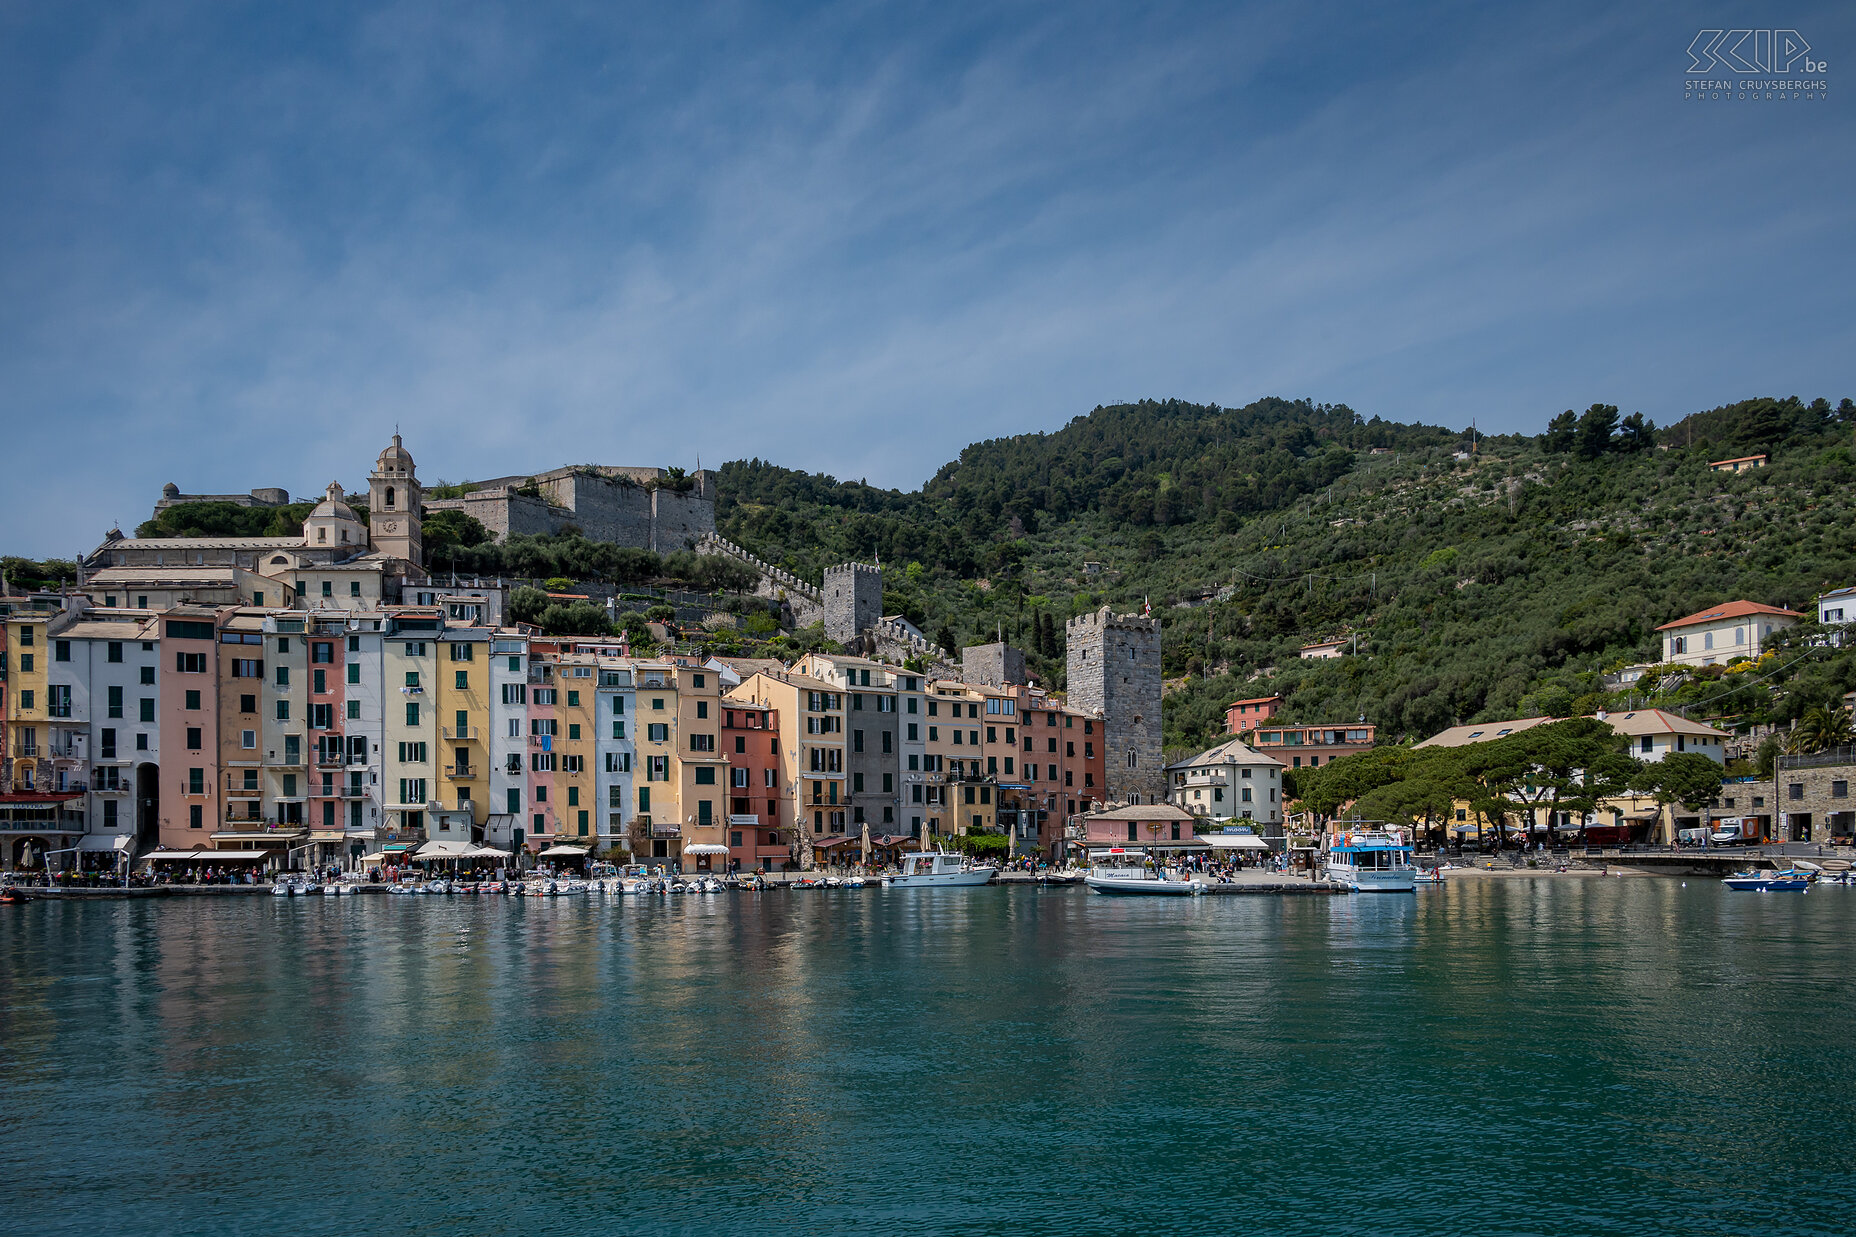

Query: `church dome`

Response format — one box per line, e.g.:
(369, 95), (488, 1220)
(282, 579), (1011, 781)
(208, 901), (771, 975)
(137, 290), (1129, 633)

(310, 482), (359, 522)
(375, 433), (415, 475)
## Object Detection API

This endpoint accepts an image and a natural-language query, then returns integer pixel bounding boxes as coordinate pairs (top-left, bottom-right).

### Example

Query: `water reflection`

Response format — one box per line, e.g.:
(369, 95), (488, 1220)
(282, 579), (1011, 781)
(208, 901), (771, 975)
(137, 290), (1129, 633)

(1, 882), (1853, 1235)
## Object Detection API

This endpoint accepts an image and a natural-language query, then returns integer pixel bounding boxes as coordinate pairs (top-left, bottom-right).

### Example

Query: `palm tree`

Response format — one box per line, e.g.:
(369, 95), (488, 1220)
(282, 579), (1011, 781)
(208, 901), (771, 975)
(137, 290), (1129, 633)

(1786, 705), (1855, 755)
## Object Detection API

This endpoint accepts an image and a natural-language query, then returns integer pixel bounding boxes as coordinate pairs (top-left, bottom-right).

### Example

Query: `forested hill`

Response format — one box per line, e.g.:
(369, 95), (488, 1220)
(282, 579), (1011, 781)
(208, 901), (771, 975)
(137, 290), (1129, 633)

(717, 398), (1453, 577)
(717, 395), (1856, 752)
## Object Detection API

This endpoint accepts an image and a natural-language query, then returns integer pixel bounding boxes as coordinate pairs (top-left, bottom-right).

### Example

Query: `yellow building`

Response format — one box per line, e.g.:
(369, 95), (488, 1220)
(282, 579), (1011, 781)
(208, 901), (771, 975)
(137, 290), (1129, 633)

(925, 680), (996, 836)
(5, 607), (55, 793)
(631, 659), (682, 864)
(672, 664), (728, 869)
(550, 653), (600, 847)
(436, 626), (491, 832)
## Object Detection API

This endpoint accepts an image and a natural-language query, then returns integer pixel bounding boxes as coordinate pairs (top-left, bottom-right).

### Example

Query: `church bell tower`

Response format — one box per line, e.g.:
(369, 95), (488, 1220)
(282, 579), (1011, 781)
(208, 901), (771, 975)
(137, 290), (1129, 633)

(367, 434), (423, 564)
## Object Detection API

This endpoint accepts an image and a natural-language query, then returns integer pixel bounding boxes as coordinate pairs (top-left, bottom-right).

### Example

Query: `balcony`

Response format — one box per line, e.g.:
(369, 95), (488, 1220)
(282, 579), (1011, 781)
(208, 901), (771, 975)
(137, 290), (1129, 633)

(444, 763), (478, 780)
(728, 814), (760, 826)
(13, 744), (40, 759)
(441, 725), (481, 742)
(337, 787), (369, 800)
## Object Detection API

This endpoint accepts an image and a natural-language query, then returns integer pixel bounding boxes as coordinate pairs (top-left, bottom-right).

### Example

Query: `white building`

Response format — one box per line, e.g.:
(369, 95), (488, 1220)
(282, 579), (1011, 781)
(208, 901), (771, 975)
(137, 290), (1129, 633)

(1165, 737), (1284, 826)
(1596, 709), (1728, 764)
(486, 631), (530, 852)
(1655, 600), (1801, 667)
(1818, 586), (1855, 639)
(50, 613), (161, 860)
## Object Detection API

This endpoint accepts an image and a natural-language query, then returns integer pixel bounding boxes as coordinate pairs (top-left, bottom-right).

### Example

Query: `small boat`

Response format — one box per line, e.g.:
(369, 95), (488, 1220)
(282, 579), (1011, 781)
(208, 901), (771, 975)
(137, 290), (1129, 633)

(0, 886), (33, 904)
(1323, 827), (1418, 893)
(791, 877), (824, 890)
(699, 877), (725, 894)
(1723, 869), (1812, 892)
(1082, 851), (1203, 896)
(843, 876), (866, 889)
(882, 852), (999, 889)
(1413, 867), (1446, 886)
(388, 884), (418, 896)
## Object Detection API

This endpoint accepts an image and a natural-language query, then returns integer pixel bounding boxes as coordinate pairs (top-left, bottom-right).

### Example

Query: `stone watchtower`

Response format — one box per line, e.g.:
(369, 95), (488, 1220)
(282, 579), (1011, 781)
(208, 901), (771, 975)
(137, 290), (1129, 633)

(822, 562), (882, 645)
(368, 434), (423, 564)
(1066, 606), (1164, 805)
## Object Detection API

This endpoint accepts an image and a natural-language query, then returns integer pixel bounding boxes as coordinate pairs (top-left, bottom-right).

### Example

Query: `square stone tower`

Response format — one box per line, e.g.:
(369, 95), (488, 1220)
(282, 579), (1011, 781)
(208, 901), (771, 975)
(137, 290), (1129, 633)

(822, 563), (882, 645)
(961, 642), (1028, 688)
(1066, 606), (1164, 804)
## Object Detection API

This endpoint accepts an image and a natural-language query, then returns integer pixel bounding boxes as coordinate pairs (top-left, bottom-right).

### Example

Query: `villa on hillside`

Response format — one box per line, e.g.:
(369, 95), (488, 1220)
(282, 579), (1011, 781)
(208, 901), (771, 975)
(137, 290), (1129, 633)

(1655, 600), (1801, 667)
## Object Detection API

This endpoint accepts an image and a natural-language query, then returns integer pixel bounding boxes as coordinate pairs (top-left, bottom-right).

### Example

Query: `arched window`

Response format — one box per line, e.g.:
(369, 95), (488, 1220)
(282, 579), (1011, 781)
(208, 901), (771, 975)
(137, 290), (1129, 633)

(385, 486), (396, 508)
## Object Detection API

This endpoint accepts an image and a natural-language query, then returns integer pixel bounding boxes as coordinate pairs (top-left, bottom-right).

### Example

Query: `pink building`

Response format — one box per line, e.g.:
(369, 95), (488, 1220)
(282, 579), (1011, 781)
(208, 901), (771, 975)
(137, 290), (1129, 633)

(157, 607), (223, 850)
(1072, 802), (1202, 856)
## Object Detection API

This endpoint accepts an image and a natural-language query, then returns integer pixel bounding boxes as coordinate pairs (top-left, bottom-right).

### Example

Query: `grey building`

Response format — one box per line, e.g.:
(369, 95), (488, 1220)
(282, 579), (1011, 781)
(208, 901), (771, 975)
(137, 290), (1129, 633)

(1776, 752), (1856, 842)
(1066, 606), (1164, 805)
(798, 653), (910, 839)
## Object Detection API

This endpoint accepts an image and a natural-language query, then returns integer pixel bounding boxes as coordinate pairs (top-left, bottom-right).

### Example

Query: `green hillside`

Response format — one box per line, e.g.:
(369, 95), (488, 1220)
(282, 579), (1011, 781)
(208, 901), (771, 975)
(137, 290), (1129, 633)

(717, 395), (1856, 750)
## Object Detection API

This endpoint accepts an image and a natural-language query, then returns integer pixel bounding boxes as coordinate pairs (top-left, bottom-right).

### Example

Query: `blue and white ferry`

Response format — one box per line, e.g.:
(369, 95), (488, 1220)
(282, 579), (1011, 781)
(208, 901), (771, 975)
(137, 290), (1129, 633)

(1323, 827), (1418, 893)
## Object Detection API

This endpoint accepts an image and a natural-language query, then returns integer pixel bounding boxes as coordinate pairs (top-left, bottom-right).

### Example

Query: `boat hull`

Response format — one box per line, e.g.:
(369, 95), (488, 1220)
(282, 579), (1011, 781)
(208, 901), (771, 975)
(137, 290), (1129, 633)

(884, 868), (998, 888)
(1084, 875), (1203, 896)
(1724, 876), (1809, 892)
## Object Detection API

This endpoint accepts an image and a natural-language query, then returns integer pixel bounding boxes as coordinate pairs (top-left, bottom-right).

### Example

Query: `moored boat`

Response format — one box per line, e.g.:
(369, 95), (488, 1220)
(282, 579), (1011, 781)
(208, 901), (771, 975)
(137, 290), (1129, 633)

(881, 852), (999, 889)
(1323, 827), (1418, 893)
(1082, 850), (1203, 896)
(1723, 869), (1811, 892)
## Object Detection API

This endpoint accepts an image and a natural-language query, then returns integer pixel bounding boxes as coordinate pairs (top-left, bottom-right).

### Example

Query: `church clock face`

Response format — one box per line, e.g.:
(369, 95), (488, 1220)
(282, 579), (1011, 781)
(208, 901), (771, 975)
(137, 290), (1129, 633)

(378, 520), (398, 534)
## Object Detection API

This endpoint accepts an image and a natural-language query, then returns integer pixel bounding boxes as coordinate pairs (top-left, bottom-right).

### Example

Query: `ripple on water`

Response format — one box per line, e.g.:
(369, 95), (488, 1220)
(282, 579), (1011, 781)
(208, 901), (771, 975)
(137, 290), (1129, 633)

(0, 880), (1852, 1236)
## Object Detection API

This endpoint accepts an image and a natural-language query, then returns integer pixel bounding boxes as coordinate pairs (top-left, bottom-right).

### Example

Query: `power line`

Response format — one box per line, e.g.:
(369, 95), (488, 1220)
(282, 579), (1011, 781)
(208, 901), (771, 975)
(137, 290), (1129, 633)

(1673, 644), (1824, 718)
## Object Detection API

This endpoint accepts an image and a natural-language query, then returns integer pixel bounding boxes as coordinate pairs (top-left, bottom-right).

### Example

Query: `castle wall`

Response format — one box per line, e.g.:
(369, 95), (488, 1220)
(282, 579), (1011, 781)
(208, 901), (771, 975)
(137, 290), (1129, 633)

(1066, 607), (1164, 805)
(430, 469), (715, 553)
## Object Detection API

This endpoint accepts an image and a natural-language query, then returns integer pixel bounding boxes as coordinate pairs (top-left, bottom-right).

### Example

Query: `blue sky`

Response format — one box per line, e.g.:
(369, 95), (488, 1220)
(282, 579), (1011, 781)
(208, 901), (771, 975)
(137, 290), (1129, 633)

(2, 0), (1850, 557)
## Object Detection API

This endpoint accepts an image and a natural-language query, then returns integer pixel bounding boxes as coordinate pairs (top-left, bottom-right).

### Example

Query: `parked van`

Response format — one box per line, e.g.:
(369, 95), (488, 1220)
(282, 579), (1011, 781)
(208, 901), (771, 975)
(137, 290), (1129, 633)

(1710, 818), (1755, 846)
(1676, 827), (1712, 848)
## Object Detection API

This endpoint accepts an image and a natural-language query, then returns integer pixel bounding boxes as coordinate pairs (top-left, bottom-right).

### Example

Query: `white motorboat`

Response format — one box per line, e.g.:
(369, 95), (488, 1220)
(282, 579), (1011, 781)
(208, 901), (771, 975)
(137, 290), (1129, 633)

(1082, 850), (1203, 896)
(1323, 827), (1418, 892)
(882, 851), (1000, 888)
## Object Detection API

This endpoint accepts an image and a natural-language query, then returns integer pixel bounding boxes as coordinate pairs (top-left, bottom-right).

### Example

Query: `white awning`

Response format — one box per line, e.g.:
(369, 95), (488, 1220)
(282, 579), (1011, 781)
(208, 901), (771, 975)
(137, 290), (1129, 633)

(537, 845), (590, 857)
(684, 843), (730, 855)
(1198, 833), (1270, 850)
(413, 841), (476, 861)
(79, 833), (136, 852)
(146, 849), (205, 861)
(358, 851), (391, 863)
(205, 850), (274, 861)
(464, 845), (511, 860)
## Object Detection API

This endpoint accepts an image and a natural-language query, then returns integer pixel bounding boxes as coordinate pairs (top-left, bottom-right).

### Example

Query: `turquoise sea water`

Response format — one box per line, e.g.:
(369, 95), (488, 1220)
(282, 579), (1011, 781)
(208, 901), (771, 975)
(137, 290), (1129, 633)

(1, 880), (1852, 1236)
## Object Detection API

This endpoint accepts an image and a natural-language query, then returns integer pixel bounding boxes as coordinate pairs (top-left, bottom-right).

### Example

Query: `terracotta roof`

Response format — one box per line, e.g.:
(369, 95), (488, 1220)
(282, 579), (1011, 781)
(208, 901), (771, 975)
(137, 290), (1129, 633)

(1226, 695), (1282, 708)
(1414, 717), (1556, 748)
(1654, 600), (1802, 631)
(1598, 709), (1728, 739)
(1079, 803), (1196, 822)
